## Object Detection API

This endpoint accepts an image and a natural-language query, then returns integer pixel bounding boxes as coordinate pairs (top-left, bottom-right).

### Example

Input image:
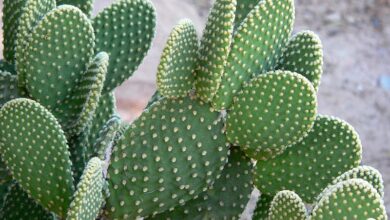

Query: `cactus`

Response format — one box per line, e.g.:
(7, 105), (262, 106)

(0, 0), (387, 219)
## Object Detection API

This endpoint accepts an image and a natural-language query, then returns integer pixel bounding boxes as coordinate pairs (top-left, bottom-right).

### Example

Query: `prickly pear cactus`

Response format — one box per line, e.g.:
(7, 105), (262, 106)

(0, 0), (387, 219)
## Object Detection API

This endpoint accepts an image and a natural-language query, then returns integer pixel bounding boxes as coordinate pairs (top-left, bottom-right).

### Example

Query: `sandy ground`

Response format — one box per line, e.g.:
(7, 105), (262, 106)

(0, 0), (389, 218)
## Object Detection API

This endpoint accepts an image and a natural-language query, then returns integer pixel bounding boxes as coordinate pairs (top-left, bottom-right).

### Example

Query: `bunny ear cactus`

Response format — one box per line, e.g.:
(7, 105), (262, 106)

(0, 0), (387, 219)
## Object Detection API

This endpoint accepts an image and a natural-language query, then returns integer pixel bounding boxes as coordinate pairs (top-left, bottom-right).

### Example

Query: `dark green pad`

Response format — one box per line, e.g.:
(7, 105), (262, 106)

(276, 30), (323, 91)
(234, 0), (260, 29)
(195, 0), (236, 102)
(106, 97), (229, 219)
(226, 70), (317, 159)
(0, 183), (55, 220)
(0, 98), (74, 217)
(0, 71), (24, 108)
(268, 190), (307, 220)
(67, 157), (104, 220)
(311, 179), (387, 220)
(254, 115), (362, 203)
(157, 19), (198, 98)
(252, 194), (273, 220)
(148, 147), (253, 220)
(212, 0), (295, 110)
(23, 5), (95, 113)
(93, 0), (156, 93)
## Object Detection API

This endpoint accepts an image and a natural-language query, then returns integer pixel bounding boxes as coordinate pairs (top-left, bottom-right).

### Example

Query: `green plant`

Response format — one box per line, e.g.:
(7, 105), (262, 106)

(0, 0), (387, 220)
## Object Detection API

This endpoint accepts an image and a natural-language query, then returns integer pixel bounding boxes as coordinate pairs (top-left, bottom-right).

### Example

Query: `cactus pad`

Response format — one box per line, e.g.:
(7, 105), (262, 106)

(94, 116), (121, 161)
(0, 98), (74, 217)
(0, 183), (55, 220)
(212, 0), (295, 109)
(67, 157), (104, 220)
(195, 0), (236, 102)
(146, 91), (163, 109)
(331, 166), (384, 198)
(276, 30), (323, 91)
(149, 147), (253, 220)
(3, 0), (26, 62)
(106, 97), (229, 219)
(157, 19), (198, 98)
(226, 71), (317, 159)
(252, 194), (273, 220)
(0, 71), (23, 108)
(15, 0), (56, 88)
(311, 179), (387, 220)
(93, 0), (156, 93)
(254, 115), (362, 203)
(23, 5), (94, 112)
(56, 0), (94, 17)
(57, 52), (109, 136)
(268, 190), (307, 220)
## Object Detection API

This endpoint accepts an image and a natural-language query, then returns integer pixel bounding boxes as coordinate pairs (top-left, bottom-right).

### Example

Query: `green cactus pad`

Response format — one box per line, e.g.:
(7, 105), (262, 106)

(57, 0), (94, 17)
(226, 71), (317, 159)
(106, 97), (229, 219)
(0, 71), (23, 108)
(67, 157), (104, 220)
(68, 133), (88, 184)
(252, 194), (273, 220)
(15, 0), (56, 88)
(234, 0), (259, 29)
(157, 19), (198, 98)
(194, 0), (236, 102)
(23, 5), (94, 112)
(0, 60), (17, 75)
(93, 0), (156, 93)
(3, 0), (26, 62)
(311, 179), (387, 220)
(276, 30), (323, 91)
(94, 116), (121, 161)
(331, 166), (384, 198)
(57, 52), (109, 136)
(212, 0), (295, 110)
(0, 98), (74, 217)
(0, 183), (55, 220)
(85, 92), (117, 158)
(268, 190), (307, 220)
(254, 115), (362, 203)
(149, 147), (253, 220)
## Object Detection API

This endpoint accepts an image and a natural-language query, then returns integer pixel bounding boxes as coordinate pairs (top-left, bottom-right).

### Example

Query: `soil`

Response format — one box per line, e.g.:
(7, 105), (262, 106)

(0, 0), (388, 218)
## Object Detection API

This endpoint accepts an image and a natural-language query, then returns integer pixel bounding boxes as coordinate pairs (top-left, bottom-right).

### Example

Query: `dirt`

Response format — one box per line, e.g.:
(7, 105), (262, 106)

(0, 0), (388, 218)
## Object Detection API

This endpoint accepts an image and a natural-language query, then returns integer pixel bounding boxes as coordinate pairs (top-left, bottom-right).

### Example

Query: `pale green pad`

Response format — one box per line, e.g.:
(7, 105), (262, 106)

(212, 0), (295, 110)
(157, 19), (198, 98)
(0, 98), (74, 217)
(330, 165), (384, 198)
(226, 71), (317, 159)
(149, 147), (253, 220)
(57, 0), (94, 17)
(67, 157), (104, 220)
(0, 183), (55, 220)
(254, 115), (362, 203)
(234, 0), (259, 29)
(252, 194), (273, 220)
(195, 0), (236, 102)
(15, 0), (56, 88)
(311, 179), (387, 220)
(0, 71), (23, 108)
(23, 5), (95, 112)
(106, 97), (229, 219)
(276, 30), (323, 91)
(268, 190), (307, 220)
(57, 52), (109, 136)
(3, 0), (26, 62)
(93, 0), (156, 93)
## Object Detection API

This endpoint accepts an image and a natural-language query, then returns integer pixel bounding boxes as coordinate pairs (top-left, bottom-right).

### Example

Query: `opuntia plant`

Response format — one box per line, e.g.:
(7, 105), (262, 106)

(0, 0), (387, 219)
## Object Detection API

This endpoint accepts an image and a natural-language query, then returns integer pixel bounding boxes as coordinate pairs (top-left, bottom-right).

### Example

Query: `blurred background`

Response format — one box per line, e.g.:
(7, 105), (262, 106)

(0, 0), (389, 217)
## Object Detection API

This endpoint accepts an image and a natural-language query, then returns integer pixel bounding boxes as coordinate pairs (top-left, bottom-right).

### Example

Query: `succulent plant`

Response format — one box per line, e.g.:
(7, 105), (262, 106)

(0, 0), (387, 220)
